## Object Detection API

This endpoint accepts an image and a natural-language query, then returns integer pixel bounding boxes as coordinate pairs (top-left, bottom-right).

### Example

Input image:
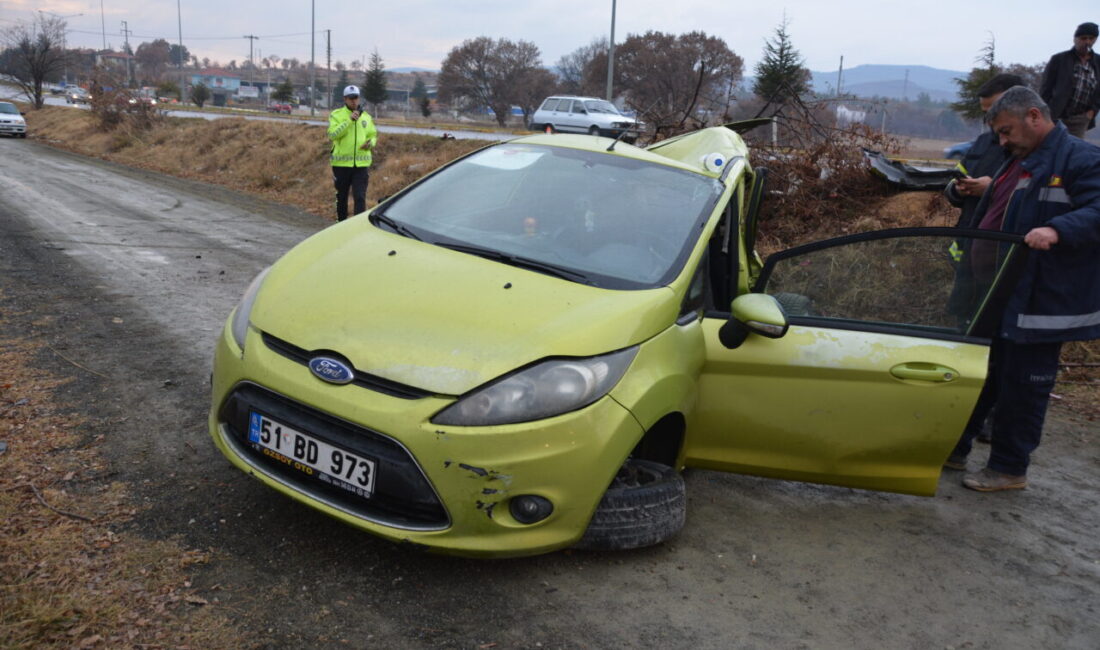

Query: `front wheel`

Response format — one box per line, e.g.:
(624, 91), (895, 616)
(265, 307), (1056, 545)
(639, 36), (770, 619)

(588, 125), (601, 136)
(574, 459), (686, 551)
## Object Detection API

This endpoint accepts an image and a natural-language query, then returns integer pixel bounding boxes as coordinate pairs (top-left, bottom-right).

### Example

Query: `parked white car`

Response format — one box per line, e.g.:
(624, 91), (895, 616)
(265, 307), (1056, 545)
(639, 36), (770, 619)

(530, 96), (642, 142)
(0, 101), (26, 138)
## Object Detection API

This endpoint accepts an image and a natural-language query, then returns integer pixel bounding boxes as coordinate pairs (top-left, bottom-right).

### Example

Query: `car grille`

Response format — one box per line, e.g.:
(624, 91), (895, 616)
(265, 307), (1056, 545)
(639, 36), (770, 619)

(219, 383), (449, 530)
(262, 332), (433, 399)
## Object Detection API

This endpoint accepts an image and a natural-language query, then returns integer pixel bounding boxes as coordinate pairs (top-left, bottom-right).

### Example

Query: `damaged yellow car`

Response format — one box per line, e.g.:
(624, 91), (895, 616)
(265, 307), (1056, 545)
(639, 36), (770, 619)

(209, 124), (1026, 557)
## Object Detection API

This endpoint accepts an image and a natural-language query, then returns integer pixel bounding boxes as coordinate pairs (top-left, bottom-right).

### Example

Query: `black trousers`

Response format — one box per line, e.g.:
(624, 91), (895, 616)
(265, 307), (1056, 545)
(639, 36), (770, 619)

(333, 166), (369, 221)
(952, 336), (1063, 475)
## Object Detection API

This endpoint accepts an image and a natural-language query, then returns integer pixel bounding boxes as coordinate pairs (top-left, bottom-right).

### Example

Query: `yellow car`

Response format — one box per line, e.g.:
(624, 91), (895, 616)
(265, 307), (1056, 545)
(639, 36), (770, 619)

(209, 125), (1025, 557)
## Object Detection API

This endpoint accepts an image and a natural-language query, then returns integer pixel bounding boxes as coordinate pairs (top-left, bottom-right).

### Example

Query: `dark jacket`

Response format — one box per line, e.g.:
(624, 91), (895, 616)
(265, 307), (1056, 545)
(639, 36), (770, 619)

(944, 129), (1008, 229)
(973, 123), (1100, 342)
(1040, 48), (1100, 130)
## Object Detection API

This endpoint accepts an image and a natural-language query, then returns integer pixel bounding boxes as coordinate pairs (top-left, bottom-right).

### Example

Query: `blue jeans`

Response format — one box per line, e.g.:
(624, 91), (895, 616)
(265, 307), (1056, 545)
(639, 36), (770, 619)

(952, 337), (1062, 475)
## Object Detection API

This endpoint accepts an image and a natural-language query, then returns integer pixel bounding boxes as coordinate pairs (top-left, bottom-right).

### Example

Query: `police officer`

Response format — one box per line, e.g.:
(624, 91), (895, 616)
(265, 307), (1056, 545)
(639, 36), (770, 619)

(327, 85), (377, 221)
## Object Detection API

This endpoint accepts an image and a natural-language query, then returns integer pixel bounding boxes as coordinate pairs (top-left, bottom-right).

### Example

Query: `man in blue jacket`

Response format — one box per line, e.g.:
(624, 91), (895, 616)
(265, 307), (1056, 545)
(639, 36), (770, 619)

(947, 86), (1100, 491)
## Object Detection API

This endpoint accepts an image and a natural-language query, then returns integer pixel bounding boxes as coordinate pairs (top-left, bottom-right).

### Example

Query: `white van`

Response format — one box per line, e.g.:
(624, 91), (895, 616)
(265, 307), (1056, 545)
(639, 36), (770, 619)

(530, 95), (642, 141)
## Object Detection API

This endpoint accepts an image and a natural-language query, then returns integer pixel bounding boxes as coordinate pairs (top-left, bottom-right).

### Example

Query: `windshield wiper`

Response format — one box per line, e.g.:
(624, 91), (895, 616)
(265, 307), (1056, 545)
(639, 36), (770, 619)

(370, 212), (422, 241)
(435, 242), (591, 283)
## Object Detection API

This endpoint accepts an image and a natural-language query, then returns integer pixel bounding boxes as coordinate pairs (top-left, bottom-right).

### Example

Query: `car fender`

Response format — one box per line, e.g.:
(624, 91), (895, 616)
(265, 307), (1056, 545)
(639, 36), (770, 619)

(609, 318), (706, 463)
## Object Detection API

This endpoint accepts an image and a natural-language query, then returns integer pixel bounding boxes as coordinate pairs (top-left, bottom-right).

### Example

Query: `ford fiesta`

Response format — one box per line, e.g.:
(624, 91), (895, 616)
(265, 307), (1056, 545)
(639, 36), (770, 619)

(209, 124), (1026, 557)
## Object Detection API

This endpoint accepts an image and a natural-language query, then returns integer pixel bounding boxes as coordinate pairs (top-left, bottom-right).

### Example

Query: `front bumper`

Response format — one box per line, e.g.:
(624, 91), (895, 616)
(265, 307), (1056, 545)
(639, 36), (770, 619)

(0, 123), (25, 135)
(208, 321), (645, 557)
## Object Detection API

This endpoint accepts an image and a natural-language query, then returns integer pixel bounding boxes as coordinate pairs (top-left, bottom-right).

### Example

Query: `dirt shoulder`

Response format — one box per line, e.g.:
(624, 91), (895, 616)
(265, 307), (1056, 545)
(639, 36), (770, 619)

(0, 291), (244, 648)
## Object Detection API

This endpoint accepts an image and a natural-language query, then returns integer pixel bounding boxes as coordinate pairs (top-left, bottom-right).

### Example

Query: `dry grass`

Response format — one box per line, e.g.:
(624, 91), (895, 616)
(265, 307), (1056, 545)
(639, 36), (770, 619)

(0, 305), (244, 648)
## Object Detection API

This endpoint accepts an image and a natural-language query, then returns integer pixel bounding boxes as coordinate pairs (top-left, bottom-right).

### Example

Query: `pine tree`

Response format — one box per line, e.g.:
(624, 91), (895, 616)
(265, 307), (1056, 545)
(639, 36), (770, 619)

(271, 79), (295, 103)
(752, 17), (809, 106)
(363, 50), (387, 113)
(951, 35), (999, 121)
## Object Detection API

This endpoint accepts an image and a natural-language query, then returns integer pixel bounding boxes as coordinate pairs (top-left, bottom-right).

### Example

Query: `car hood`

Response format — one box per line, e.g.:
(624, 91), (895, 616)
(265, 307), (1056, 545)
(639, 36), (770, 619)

(250, 223), (678, 395)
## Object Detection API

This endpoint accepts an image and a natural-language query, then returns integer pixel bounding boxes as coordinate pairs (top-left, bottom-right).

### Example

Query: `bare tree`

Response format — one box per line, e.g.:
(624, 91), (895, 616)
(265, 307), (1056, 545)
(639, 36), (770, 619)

(135, 39), (172, 84)
(1, 13), (68, 109)
(514, 67), (559, 124)
(438, 36), (545, 126)
(591, 31), (743, 135)
(555, 37), (607, 95)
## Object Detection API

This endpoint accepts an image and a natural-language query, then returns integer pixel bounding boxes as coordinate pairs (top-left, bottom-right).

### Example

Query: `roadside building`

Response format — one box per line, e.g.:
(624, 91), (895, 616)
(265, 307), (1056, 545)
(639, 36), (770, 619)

(189, 68), (242, 106)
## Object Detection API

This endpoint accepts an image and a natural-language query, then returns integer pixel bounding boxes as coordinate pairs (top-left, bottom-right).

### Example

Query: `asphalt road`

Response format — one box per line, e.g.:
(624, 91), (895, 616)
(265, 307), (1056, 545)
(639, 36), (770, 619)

(2, 138), (1098, 649)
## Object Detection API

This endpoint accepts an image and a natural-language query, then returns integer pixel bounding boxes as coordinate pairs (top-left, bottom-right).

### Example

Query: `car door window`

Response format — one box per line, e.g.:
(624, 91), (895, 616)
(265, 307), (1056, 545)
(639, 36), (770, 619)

(754, 228), (1026, 340)
(572, 100), (586, 114)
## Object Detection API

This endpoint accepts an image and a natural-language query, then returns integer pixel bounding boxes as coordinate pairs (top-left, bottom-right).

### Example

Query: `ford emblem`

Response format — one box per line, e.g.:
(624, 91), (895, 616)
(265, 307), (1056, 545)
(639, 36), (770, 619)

(308, 357), (355, 385)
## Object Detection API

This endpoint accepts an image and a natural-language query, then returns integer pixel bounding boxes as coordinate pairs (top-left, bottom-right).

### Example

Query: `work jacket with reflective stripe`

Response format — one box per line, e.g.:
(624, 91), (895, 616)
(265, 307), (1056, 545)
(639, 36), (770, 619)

(328, 105), (377, 167)
(976, 122), (1100, 342)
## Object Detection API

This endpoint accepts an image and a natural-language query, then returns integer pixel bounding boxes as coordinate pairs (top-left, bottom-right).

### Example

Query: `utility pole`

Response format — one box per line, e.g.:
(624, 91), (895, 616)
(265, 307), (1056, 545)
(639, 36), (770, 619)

(100, 0), (106, 49)
(902, 69), (909, 101)
(177, 0), (186, 101)
(606, 0), (616, 101)
(326, 29), (331, 110)
(310, 0), (315, 116)
(836, 55), (844, 97)
(244, 34), (259, 91)
(120, 21), (133, 87)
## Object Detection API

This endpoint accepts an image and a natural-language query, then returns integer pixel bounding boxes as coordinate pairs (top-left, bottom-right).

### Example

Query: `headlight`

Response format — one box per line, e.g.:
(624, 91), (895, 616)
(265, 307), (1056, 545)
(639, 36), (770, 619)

(230, 267), (271, 352)
(433, 348), (638, 426)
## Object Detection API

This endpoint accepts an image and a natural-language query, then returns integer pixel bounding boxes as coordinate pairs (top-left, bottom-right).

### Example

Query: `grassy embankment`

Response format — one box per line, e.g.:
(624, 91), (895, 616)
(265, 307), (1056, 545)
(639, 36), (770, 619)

(27, 105), (487, 218)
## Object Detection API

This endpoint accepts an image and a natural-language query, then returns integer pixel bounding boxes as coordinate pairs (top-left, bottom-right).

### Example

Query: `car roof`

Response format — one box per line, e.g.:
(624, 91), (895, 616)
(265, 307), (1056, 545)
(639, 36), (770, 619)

(511, 126), (750, 180)
(546, 96), (608, 102)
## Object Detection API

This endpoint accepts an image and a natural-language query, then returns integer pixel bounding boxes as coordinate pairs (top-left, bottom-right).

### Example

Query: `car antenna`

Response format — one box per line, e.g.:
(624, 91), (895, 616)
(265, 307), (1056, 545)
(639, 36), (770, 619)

(607, 100), (655, 152)
(606, 127), (630, 152)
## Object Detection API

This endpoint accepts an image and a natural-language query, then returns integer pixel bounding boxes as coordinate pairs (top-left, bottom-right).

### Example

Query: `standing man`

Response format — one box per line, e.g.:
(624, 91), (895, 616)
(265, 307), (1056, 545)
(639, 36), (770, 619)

(942, 73), (1023, 447)
(1040, 22), (1100, 138)
(328, 84), (377, 221)
(945, 73), (1025, 228)
(946, 86), (1100, 491)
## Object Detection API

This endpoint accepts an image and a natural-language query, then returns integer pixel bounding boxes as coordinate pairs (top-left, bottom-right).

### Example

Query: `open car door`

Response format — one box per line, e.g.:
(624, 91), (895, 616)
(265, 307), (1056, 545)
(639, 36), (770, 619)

(687, 228), (1027, 496)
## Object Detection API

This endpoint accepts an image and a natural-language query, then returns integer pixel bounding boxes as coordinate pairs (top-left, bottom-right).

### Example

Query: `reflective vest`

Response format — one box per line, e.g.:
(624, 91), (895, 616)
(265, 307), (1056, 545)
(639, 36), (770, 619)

(328, 105), (377, 167)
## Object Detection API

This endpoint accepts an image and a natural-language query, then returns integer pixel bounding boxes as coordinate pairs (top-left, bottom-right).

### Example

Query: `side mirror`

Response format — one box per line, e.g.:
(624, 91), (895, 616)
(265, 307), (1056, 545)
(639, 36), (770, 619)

(718, 293), (789, 349)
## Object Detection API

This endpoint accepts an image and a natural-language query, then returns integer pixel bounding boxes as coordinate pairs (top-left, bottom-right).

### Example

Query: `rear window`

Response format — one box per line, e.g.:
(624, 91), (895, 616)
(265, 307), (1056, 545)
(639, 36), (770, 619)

(540, 98), (562, 111)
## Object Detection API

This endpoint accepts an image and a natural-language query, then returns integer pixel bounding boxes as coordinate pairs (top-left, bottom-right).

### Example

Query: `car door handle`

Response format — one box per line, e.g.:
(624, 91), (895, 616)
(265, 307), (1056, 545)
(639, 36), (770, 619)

(890, 363), (959, 383)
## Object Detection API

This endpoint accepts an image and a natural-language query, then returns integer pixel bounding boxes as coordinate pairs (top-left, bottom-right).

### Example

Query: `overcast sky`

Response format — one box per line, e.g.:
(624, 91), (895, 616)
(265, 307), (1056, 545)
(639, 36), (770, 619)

(3, 1), (1096, 74)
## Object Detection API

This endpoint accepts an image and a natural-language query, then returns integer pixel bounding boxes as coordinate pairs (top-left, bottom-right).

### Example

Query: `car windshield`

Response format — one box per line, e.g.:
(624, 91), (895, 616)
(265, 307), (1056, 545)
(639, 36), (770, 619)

(382, 144), (722, 290)
(583, 100), (620, 114)
(0, 103), (18, 114)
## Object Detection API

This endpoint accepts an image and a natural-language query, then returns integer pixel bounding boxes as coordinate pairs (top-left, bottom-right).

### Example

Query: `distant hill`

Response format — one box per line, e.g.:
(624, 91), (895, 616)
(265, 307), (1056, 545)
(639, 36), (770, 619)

(390, 67), (437, 74)
(808, 64), (967, 102)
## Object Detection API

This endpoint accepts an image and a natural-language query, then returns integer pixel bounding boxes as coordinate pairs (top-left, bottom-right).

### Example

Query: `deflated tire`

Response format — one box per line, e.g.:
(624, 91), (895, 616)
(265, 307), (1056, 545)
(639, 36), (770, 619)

(575, 459), (686, 551)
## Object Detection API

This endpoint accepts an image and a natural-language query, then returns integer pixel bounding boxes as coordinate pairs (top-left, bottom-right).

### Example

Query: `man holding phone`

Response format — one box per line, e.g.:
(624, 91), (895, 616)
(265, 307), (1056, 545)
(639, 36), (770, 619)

(943, 74), (1023, 446)
(327, 84), (378, 221)
(945, 74), (1025, 225)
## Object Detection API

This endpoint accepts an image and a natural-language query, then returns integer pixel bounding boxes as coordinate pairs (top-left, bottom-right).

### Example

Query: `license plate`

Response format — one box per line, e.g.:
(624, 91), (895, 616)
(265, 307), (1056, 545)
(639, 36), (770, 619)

(248, 412), (376, 498)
